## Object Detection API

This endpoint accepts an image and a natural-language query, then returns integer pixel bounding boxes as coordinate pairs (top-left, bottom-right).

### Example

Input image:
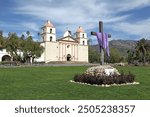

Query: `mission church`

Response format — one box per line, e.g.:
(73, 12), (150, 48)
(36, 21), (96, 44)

(0, 20), (89, 63)
(35, 20), (89, 63)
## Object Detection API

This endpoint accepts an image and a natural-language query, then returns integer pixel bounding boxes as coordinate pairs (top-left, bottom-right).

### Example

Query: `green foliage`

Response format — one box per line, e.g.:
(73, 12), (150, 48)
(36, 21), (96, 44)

(127, 50), (135, 64)
(20, 35), (44, 63)
(105, 47), (124, 63)
(135, 39), (150, 64)
(0, 33), (6, 49)
(88, 46), (100, 63)
(4, 32), (44, 63)
(5, 33), (20, 61)
(89, 45), (124, 63)
(127, 38), (150, 65)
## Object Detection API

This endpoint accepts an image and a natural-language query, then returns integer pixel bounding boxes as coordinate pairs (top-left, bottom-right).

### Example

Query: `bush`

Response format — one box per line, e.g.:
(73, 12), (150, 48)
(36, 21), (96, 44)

(74, 71), (135, 85)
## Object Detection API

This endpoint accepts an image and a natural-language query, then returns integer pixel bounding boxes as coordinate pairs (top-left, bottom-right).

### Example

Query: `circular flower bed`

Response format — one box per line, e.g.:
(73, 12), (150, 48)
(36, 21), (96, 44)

(73, 71), (135, 85)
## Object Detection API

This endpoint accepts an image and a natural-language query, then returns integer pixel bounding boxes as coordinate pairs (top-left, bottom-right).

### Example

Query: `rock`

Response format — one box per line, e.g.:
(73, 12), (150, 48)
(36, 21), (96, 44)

(115, 62), (125, 66)
(85, 65), (120, 76)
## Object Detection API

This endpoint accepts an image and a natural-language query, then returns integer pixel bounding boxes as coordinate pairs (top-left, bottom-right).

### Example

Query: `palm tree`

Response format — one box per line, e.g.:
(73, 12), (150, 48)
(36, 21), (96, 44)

(0, 30), (3, 36)
(20, 34), (25, 40)
(135, 38), (150, 64)
(26, 31), (30, 37)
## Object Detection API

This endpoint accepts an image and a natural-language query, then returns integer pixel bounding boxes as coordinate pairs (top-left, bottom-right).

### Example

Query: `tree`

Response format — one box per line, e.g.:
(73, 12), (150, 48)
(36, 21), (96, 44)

(4, 32), (44, 64)
(89, 45), (124, 64)
(30, 41), (44, 62)
(0, 30), (3, 36)
(88, 46), (100, 63)
(20, 35), (44, 63)
(105, 47), (123, 63)
(127, 50), (135, 64)
(20, 34), (25, 40)
(0, 33), (5, 50)
(135, 38), (150, 64)
(26, 31), (30, 37)
(5, 33), (21, 61)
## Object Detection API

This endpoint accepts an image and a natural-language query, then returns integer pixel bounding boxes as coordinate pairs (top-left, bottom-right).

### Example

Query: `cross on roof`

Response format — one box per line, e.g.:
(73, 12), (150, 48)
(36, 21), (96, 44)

(91, 21), (111, 65)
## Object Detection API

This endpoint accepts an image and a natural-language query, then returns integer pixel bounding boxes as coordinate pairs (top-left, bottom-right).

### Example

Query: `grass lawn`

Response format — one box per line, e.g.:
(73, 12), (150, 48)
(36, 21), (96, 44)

(0, 65), (150, 100)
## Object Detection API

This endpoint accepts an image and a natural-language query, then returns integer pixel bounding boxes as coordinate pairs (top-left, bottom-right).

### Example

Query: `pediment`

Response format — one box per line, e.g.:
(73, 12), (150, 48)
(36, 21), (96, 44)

(58, 36), (78, 43)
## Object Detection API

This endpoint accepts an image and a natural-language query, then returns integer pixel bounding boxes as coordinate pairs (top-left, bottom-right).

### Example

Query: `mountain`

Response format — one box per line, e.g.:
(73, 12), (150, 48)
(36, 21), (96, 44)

(90, 40), (137, 56)
(109, 40), (137, 55)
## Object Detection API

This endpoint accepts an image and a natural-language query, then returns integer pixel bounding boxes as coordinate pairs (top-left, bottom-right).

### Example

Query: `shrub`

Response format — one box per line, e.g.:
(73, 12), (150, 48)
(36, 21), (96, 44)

(73, 71), (135, 85)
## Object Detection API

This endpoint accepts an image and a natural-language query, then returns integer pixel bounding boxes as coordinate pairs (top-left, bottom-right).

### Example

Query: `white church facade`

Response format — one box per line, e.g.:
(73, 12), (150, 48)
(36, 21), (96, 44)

(35, 20), (88, 63)
(0, 20), (88, 63)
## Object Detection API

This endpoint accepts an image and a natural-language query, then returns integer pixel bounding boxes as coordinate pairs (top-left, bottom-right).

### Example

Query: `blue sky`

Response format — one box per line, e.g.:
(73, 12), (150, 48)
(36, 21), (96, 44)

(0, 0), (150, 43)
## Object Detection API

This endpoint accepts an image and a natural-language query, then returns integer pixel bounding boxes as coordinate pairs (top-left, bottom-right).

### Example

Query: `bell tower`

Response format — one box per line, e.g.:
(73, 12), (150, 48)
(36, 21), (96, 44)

(41, 20), (56, 42)
(76, 26), (87, 45)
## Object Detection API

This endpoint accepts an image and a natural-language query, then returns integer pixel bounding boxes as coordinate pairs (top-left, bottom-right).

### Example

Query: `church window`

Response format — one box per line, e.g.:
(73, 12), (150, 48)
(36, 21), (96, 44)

(50, 29), (52, 33)
(67, 45), (70, 48)
(82, 34), (84, 38)
(50, 36), (52, 41)
(83, 41), (85, 45)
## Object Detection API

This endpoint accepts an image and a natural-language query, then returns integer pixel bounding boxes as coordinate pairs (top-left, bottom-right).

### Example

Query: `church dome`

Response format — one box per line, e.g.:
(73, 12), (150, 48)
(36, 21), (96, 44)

(44, 20), (54, 27)
(76, 26), (85, 33)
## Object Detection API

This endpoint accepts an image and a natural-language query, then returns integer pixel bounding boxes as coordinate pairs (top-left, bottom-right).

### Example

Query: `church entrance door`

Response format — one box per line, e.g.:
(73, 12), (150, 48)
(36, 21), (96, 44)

(67, 54), (71, 61)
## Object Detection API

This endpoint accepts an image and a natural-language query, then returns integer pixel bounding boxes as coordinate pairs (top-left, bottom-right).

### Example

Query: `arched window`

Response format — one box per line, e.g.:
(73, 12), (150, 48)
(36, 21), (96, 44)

(2, 55), (11, 62)
(82, 34), (84, 38)
(83, 41), (85, 45)
(50, 36), (52, 41)
(50, 29), (52, 33)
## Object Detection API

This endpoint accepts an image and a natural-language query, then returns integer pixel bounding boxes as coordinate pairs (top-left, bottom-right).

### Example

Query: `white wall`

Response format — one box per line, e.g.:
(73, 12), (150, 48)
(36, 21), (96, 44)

(46, 34), (56, 42)
(78, 45), (88, 62)
(46, 27), (56, 34)
(0, 49), (10, 62)
(45, 42), (59, 63)
(41, 27), (56, 42)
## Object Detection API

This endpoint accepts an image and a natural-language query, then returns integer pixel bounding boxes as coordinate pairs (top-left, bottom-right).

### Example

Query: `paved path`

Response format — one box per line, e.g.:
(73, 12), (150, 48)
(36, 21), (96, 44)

(0, 63), (100, 68)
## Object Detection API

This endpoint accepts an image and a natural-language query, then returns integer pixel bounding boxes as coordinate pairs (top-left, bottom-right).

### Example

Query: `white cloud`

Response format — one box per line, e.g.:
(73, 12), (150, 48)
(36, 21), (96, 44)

(116, 0), (150, 12)
(0, 20), (37, 31)
(14, 0), (131, 24)
(13, 0), (150, 31)
(104, 15), (131, 23)
(0, 20), (39, 38)
(0, 0), (148, 40)
(112, 18), (150, 39)
(0, 20), (20, 29)
(21, 22), (40, 31)
(12, 0), (128, 37)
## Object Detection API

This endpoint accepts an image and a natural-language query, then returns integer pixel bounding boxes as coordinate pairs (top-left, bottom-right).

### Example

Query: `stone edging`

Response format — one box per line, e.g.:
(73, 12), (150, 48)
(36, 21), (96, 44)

(70, 80), (140, 87)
